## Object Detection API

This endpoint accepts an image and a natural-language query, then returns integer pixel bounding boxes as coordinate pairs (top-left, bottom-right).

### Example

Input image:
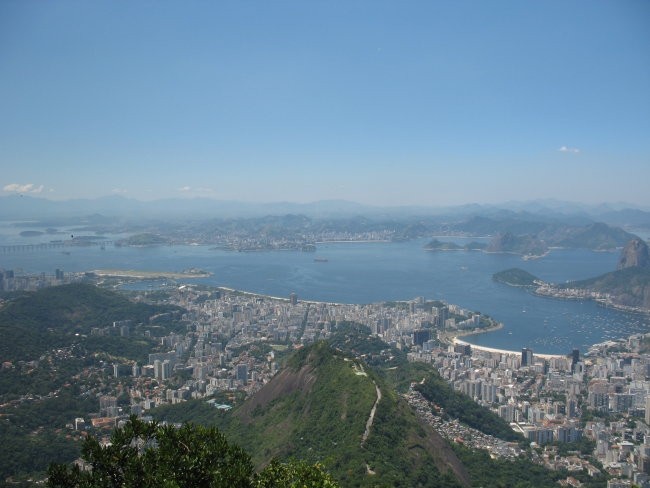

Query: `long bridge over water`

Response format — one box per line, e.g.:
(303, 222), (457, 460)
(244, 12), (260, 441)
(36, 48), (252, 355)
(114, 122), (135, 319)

(0, 241), (115, 253)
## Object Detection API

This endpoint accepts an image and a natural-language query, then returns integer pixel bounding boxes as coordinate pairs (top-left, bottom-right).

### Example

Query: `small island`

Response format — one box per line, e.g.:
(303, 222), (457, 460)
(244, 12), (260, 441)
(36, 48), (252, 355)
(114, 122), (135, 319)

(424, 239), (487, 252)
(424, 239), (462, 251)
(492, 268), (541, 287)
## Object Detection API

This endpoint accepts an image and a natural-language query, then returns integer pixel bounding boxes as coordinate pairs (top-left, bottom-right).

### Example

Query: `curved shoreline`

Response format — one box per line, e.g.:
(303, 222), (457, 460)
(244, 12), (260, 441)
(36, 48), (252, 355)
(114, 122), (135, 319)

(438, 322), (503, 343)
(109, 270), (629, 359)
(216, 286), (347, 307)
(452, 337), (565, 359)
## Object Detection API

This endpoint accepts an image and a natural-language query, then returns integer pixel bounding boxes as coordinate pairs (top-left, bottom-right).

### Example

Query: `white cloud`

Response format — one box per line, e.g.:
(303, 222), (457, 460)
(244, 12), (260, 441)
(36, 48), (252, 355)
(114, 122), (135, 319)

(112, 188), (128, 194)
(178, 186), (214, 194)
(558, 146), (580, 154)
(3, 183), (45, 194)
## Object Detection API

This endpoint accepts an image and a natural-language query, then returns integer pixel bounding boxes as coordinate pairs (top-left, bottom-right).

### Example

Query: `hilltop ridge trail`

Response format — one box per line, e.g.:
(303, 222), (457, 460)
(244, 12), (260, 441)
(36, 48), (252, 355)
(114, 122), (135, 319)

(360, 363), (382, 447)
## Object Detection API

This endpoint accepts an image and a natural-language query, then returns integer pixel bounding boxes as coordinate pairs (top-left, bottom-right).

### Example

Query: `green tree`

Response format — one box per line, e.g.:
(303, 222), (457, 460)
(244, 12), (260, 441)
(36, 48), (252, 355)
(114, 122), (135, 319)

(47, 416), (337, 488)
(253, 460), (338, 488)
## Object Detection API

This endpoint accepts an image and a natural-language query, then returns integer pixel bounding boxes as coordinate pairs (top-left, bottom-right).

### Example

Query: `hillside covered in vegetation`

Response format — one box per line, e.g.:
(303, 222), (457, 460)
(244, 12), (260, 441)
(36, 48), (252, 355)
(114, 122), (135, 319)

(0, 283), (183, 362)
(0, 284), (187, 483)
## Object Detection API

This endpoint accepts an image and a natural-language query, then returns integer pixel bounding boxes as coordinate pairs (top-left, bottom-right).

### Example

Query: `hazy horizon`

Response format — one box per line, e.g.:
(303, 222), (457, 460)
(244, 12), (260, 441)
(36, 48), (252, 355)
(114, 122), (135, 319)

(1, 1), (649, 206)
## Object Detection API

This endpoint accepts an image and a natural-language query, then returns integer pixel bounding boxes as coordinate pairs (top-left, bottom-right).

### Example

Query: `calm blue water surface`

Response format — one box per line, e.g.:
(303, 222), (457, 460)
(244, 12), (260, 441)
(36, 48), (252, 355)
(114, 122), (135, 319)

(1, 227), (648, 355)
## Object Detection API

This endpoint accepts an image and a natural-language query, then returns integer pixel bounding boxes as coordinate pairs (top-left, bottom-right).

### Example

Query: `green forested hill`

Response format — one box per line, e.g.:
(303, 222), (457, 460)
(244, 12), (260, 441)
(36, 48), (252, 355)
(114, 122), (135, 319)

(328, 324), (522, 443)
(224, 341), (468, 487)
(0, 284), (187, 483)
(0, 283), (183, 362)
(152, 329), (569, 487)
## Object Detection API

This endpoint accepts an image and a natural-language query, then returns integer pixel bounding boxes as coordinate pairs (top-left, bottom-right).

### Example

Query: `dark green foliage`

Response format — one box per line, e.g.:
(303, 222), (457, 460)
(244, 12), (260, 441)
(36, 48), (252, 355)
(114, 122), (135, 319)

(454, 442), (607, 488)
(47, 417), (337, 487)
(153, 341), (470, 487)
(555, 438), (596, 457)
(253, 459), (338, 488)
(0, 384), (96, 483)
(362, 391), (465, 488)
(493, 268), (541, 287)
(150, 398), (226, 425)
(453, 445), (562, 488)
(327, 322), (406, 371)
(1, 427), (81, 485)
(0, 355), (87, 398)
(329, 325), (521, 443)
(0, 284), (188, 482)
(415, 375), (523, 442)
(82, 336), (156, 364)
(0, 283), (183, 361)
(229, 343), (379, 471)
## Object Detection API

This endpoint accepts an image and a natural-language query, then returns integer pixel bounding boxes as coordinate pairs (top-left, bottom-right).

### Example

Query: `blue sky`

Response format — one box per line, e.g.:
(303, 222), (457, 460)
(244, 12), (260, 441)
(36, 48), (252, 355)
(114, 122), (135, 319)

(1, 1), (649, 206)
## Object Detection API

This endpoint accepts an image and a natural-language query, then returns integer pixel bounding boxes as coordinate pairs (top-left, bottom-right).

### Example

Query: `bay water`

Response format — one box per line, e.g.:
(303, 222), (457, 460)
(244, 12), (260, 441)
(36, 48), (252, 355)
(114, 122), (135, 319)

(2, 227), (648, 355)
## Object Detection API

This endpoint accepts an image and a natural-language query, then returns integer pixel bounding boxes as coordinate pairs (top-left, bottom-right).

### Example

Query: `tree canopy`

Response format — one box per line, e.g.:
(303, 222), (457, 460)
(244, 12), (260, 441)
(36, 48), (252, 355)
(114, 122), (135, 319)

(47, 416), (337, 488)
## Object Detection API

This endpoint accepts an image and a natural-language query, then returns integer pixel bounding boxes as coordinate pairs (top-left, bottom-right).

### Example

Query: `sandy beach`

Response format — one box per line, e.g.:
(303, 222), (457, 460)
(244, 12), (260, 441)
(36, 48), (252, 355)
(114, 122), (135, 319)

(452, 337), (564, 359)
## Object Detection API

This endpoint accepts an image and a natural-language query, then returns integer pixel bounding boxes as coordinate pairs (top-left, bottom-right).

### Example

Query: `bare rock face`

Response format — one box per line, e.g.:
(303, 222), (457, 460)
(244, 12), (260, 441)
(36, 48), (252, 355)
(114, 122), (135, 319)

(617, 238), (650, 270)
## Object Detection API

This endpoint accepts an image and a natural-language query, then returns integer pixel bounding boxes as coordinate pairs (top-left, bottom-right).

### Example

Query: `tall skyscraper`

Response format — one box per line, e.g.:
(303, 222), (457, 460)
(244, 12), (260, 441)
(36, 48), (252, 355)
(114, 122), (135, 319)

(237, 363), (249, 384)
(154, 360), (163, 380)
(438, 306), (449, 329)
(413, 329), (431, 346)
(162, 360), (171, 380)
(289, 292), (298, 305)
(571, 348), (580, 372)
(521, 348), (533, 367)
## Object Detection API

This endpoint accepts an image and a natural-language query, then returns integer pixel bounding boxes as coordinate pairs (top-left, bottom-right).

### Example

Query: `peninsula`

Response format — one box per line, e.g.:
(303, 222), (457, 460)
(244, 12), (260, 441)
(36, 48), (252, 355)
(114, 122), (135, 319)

(493, 239), (650, 313)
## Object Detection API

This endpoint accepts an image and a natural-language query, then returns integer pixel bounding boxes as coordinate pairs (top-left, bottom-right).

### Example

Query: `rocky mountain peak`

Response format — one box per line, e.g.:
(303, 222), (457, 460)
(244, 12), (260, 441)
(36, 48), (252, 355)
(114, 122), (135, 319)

(617, 238), (650, 270)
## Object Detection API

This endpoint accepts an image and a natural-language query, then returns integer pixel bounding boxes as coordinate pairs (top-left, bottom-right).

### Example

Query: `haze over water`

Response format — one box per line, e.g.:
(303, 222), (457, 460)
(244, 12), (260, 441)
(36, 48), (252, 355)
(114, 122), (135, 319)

(2, 228), (648, 355)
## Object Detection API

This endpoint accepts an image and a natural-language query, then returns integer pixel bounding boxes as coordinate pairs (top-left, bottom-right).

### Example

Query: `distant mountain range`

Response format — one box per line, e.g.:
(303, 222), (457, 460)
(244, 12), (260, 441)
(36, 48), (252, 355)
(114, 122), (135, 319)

(1, 195), (650, 228)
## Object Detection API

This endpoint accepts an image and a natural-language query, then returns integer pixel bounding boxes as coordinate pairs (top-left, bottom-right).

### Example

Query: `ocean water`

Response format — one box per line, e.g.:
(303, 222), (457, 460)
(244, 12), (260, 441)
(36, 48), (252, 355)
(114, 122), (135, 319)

(1, 228), (648, 355)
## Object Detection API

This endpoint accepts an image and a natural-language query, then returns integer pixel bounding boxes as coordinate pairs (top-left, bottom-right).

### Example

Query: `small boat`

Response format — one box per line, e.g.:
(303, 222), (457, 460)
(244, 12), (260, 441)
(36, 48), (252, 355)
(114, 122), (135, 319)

(314, 257), (329, 263)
